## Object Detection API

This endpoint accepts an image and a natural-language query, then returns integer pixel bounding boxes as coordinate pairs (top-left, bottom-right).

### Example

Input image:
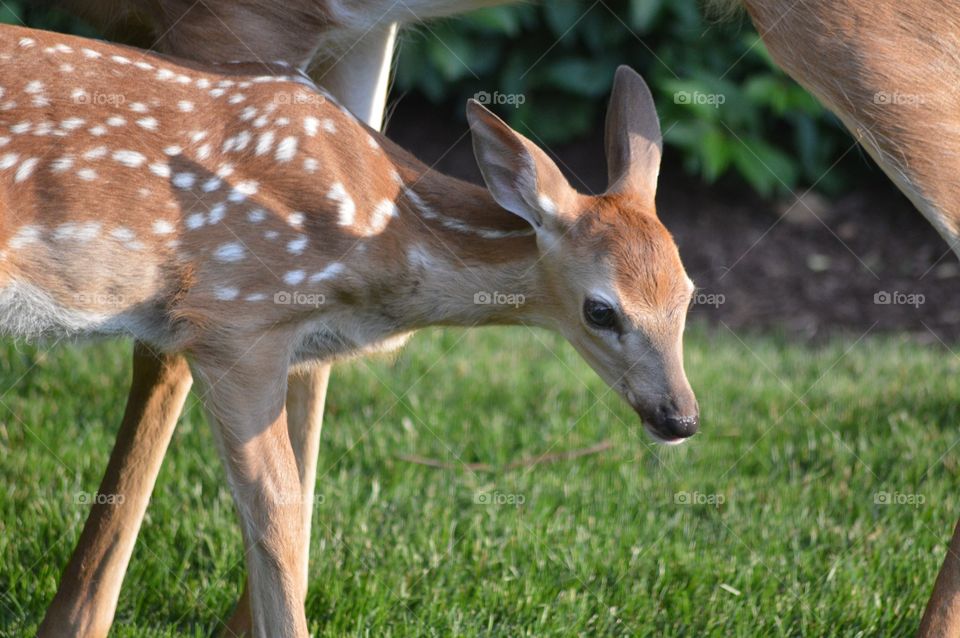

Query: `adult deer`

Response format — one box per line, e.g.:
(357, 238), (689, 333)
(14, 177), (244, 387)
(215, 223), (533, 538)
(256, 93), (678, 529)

(4, 24), (697, 637)
(38, 0), (960, 635)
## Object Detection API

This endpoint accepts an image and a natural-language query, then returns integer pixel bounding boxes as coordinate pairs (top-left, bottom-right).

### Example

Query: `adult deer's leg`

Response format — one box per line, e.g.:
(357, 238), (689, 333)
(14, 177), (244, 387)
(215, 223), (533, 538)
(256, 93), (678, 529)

(37, 345), (192, 638)
(192, 341), (309, 638)
(740, 2), (960, 634)
(920, 518), (960, 637)
(221, 23), (398, 636)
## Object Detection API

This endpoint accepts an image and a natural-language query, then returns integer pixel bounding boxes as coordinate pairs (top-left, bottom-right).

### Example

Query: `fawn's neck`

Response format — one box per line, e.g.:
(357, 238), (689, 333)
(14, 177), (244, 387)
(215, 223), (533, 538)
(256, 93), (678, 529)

(340, 138), (551, 332)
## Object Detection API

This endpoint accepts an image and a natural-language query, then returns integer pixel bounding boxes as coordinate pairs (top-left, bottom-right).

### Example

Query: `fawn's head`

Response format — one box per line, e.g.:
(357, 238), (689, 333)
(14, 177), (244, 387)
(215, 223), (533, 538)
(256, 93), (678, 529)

(467, 66), (698, 443)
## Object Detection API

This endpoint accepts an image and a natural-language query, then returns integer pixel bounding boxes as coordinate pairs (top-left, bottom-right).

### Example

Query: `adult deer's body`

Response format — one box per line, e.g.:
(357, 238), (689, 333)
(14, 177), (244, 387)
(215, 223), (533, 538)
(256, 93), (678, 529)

(6, 24), (697, 637)
(38, 0), (960, 635)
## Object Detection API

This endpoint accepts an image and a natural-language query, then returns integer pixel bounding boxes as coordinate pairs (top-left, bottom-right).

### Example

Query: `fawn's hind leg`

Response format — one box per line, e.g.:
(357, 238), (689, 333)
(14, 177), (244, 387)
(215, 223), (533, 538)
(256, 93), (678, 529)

(38, 345), (192, 638)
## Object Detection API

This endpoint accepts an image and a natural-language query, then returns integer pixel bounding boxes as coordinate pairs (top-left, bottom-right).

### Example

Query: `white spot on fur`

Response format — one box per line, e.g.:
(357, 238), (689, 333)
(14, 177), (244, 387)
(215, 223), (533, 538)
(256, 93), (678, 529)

(308, 262), (344, 283)
(287, 212), (305, 227)
(178, 101), (195, 113)
(9, 225), (40, 248)
(283, 270), (306, 285)
(129, 102), (148, 113)
(137, 117), (159, 131)
(202, 177), (221, 192)
(275, 136), (298, 162)
(185, 213), (205, 230)
(207, 203), (227, 224)
(247, 209), (267, 223)
(173, 173), (196, 189)
(149, 162), (170, 178)
(152, 220), (175, 235)
(106, 116), (126, 127)
(14, 158), (38, 182)
(164, 145), (182, 156)
(113, 150), (146, 168)
(214, 286), (239, 300)
(60, 117), (85, 130)
(51, 156), (74, 172)
(83, 146), (108, 160)
(77, 168), (97, 181)
(89, 125), (107, 137)
(287, 235), (308, 255)
(53, 221), (100, 242)
(0, 153), (18, 170)
(214, 242), (246, 262)
(255, 131), (275, 156)
(110, 227), (136, 242)
(370, 199), (398, 233)
(328, 182), (355, 227)
(304, 117), (320, 136)
(229, 180), (258, 202)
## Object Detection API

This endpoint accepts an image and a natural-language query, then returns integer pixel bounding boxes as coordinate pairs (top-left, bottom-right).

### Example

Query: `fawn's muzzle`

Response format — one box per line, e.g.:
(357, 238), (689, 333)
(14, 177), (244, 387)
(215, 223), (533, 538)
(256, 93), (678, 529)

(635, 397), (699, 444)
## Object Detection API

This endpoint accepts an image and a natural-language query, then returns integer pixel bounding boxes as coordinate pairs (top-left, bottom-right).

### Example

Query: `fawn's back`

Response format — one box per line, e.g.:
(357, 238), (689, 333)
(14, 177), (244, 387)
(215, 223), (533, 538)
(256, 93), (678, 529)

(0, 25), (408, 348)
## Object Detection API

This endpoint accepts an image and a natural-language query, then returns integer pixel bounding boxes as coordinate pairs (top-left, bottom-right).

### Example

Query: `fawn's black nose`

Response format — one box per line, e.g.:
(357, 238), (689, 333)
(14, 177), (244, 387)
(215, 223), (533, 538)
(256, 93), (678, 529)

(644, 400), (699, 442)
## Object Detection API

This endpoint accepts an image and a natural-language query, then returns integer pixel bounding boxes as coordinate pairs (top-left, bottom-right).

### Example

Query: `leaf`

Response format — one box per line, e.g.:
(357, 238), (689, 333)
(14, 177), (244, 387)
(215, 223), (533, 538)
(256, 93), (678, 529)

(541, 58), (614, 97)
(628, 0), (665, 33)
(700, 127), (732, 182)
(462, 7), (522, 36)
(730, 136), (798, 196)
(542, 3), (584, 39)
(0, 2), (22, 25)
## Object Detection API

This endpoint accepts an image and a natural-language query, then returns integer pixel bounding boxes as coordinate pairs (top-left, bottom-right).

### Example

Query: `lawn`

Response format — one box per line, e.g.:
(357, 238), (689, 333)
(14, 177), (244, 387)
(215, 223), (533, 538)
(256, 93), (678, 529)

(1, 323), (958, 636)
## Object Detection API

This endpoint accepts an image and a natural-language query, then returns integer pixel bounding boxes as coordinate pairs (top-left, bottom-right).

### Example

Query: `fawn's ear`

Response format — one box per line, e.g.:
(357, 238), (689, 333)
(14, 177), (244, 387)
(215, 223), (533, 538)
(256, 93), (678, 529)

(604, 66), (662, 200)
(467, 99), (576, 230)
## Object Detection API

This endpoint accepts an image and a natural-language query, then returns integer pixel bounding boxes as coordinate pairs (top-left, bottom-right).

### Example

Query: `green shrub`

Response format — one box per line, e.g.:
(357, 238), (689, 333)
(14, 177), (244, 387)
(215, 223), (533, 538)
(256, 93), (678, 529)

(396, 2), (853, 197)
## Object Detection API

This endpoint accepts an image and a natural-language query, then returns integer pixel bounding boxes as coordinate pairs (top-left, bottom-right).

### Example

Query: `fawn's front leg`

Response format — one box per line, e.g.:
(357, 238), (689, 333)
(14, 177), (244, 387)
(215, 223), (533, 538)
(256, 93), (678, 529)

(37, 344), (192, 638)
(223, 363), (332, 637)
(193, 343), (309, 638)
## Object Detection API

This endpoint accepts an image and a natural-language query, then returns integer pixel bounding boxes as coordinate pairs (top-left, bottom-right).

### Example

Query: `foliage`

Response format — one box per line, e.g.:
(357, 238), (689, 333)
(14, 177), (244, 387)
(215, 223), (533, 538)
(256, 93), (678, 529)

(395, 2), (854, 197)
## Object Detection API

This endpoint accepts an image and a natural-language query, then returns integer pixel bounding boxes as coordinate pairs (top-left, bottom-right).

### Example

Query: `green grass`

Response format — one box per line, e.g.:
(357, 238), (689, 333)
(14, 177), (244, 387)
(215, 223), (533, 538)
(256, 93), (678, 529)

(1, 324), (958, 636)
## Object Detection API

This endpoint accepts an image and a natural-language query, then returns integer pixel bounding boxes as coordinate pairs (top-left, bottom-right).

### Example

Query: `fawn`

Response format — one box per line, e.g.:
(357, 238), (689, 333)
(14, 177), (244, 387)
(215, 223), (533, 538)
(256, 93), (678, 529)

(3, 24), (697, 636)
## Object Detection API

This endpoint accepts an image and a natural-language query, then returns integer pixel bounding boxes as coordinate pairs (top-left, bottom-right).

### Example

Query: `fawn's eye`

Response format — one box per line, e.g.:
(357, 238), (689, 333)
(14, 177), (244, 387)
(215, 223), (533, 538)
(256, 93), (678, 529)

(583, 298), (619, 331)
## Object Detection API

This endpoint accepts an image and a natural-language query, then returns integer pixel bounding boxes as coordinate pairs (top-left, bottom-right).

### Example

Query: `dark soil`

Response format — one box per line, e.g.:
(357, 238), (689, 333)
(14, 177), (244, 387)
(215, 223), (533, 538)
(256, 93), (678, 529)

(387, 97), (960, 343)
